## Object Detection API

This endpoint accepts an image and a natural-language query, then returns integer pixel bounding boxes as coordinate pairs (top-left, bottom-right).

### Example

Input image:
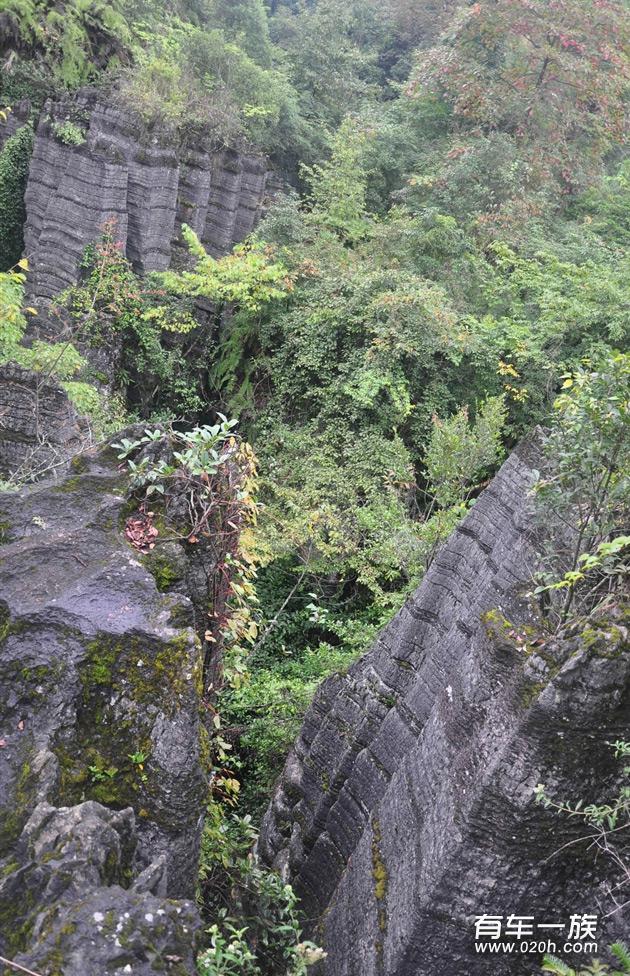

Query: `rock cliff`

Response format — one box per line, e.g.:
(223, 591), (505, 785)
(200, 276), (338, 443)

(259, 436), (629, 975)
(0, 435), (208, 973)
(0, 91), (276, 477)
(0, 363), (85, 481)
(19, 90), (274, 331)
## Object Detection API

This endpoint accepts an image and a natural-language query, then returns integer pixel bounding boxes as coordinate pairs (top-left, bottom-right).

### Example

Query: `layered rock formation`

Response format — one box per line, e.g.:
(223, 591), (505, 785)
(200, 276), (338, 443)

(0, 91), (275, 477)
(0, 436), (207, 972)
(0, 363), (85, 480)
(259, 437), (629, 975)
(22, 90), (273, 328)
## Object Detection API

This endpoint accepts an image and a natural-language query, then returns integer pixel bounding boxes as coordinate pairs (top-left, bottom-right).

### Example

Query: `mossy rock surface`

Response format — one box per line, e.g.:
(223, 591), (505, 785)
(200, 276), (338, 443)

(0, 435), (208, 974)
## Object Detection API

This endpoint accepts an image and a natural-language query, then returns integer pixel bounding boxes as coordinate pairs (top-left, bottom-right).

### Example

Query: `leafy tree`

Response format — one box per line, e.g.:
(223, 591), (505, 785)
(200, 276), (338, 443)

(0, 0), (131, 89)
(301, 117), (369, 240)
(406, 0), (630, 222)
(206, 0), (274, 67)
(532, 354), (630, 627)
(270, 0), (386, 158)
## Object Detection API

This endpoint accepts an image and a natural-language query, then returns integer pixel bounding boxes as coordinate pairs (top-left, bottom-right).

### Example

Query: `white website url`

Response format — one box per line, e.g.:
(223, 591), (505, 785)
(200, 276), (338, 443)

(475, 942), (599, 955)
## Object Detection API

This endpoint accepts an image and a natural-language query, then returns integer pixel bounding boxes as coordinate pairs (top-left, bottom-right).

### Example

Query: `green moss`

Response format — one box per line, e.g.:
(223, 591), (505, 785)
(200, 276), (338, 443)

(581, 611), (629, 658)
(54, 628), (201, 822)
(70, 454), (89, 473)
(144, 549), (184, 592)
(0, 860), (19, 878)
(0, 910), (34, 957)
(52, 475), (84, 494)
(520, 680), (546, 708)
(0, 755), (36, 854)
(371, 817), (388, 938)
(0, 604), (10, 644)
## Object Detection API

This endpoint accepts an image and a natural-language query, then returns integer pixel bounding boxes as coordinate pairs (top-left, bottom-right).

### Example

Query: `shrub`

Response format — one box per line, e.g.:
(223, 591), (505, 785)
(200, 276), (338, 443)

(0, 124), (33, 271)
(51, 119), (86, 145)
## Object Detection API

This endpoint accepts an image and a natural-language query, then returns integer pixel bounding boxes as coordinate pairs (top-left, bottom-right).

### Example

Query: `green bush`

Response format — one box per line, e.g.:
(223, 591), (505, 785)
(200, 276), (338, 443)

(51, 119), (86, 145)
(0, 125), (33, 271)
(196, 803), (324, 976)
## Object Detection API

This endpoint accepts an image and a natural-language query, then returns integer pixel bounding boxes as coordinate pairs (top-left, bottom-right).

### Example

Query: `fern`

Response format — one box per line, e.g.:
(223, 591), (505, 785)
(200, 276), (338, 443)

(542, 956), (576, 976)
(611, 942), (630, 975)
(1, 0), (130, 88)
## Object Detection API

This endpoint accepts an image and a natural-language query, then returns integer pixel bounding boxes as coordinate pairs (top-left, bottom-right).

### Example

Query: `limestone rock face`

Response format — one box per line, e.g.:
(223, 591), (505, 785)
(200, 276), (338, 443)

(1, 801), (201, 976)
(23, 91), (273, 329)
(0, 363), (85, 480)
(0, 437), (207, 971)
(259, 437), (629, 976)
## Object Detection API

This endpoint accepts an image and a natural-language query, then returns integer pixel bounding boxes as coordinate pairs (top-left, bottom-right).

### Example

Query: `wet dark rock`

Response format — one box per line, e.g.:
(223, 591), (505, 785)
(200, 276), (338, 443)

(0, 363), (85, 481)
(1, 801), (201, 975)
(259, 437), (629, 976)
(0, 437), (207, 972)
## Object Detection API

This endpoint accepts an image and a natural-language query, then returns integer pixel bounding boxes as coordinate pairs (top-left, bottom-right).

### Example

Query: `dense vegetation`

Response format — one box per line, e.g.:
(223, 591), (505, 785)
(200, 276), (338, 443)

(1, 0), (629, 972)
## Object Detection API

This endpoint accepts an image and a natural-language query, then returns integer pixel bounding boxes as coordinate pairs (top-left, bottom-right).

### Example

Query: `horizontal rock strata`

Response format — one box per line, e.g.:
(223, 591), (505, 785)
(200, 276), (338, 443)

(259, 437), (629, 976)
(23, 92), (274, 327)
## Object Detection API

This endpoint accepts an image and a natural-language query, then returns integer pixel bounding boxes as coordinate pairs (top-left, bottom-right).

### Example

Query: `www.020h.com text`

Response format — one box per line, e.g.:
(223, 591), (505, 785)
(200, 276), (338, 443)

(475, 941), (599, 955)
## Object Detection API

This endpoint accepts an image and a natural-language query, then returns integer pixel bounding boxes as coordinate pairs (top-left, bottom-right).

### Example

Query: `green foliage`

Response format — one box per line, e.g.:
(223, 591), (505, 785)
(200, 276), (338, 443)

(406, 0), (630, 224)
(532, 355), (630, 627)
(0, 0), (130, 90)
(61, 221), (292, 420)
(0, 264), (30, 353)
(270, 0), (388, 157)
(542, 950), (630, 976)
(51, 118), (86, 145)
(115, 419), (260, 691)
(0, 260), (126, 439)
(160, 225), (293, 310)
(196, 803), (324, 975)
(301, 117), (369, 241)
(115, 12), (306, 153)
(3, 4), (630, 959)
(0, 125), (33, 271)
(425, 396), (506, 508)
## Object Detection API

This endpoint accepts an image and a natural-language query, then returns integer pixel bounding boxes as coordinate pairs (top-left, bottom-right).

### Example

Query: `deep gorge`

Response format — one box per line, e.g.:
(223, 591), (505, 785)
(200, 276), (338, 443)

(0, 2), (628, 974)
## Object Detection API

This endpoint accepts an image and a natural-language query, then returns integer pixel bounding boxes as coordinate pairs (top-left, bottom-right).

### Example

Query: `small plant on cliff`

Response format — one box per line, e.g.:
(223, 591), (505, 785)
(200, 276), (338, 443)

(51, 118), (86, 145)
(196, 803), (325, 976)
(114, 417), (261, 694)
(541, 942), (630, 975)
(532, 354), (630, 630)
